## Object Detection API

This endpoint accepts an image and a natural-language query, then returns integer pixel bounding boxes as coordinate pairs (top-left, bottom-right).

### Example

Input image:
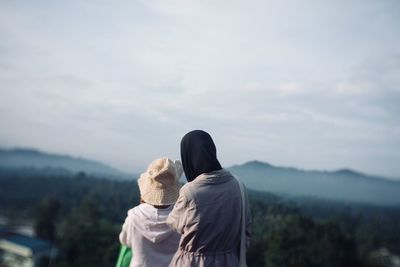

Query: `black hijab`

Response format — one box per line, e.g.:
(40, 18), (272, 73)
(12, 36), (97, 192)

(180, 130), (222, 182)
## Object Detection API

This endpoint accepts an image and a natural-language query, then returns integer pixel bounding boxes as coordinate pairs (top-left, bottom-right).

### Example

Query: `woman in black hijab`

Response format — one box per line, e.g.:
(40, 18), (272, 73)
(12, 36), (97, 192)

(167, 130), (251, 267)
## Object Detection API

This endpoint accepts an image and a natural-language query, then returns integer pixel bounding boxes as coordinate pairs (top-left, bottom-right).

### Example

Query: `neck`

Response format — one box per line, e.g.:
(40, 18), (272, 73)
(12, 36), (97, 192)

(141, 199), (171, 209)
(152, 204), (170, 209)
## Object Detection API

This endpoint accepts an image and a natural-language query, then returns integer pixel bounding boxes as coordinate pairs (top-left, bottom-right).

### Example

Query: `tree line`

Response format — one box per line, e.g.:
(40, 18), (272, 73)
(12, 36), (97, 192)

(0, 169), (399, 267)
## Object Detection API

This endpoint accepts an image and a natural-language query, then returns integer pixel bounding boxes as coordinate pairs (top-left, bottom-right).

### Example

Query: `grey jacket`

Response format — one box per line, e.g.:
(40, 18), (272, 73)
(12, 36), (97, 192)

(166, 169), (251, 267)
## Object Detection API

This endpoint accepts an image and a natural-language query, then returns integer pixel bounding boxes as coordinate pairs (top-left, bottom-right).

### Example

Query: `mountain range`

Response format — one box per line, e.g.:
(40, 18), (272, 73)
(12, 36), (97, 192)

(0, 148), (130, 179)
(1, 148), (399, 205)
(228, 161), (400, 206)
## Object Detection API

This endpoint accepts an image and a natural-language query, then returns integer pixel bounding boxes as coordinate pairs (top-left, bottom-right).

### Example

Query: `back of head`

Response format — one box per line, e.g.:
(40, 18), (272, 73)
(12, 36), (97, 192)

(138, 157), (183, 205)
(180, 130), (222, 182)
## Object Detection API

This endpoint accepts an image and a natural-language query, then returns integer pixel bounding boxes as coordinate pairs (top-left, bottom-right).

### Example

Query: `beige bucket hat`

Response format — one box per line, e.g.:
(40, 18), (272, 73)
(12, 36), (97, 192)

(138, 157), (183, 205)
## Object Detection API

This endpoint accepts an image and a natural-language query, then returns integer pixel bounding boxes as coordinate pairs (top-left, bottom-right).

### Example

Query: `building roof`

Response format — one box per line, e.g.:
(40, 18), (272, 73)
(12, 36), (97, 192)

(0, 227), (54, 256)
(3, 234), (52, 252)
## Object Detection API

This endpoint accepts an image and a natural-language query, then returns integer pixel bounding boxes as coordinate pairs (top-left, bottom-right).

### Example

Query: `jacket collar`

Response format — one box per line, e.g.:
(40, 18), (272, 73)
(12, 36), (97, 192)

(191, 169), (232, 185)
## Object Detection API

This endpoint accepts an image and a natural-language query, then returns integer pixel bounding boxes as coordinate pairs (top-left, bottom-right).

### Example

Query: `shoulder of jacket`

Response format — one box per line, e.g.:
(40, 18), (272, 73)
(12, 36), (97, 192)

(126, 206), (137, 218)
(127, 203), (148, 217)
(180, 183), (196, 201)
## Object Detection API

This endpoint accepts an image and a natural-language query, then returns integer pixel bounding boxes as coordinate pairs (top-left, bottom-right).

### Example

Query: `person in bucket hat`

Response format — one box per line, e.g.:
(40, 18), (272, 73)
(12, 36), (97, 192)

(119, 157), (183, 267)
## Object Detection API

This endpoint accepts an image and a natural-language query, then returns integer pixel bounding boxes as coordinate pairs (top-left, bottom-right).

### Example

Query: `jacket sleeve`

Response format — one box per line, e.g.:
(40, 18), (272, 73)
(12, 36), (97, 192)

(166, 187), (190, 234)
(119, 211), (133, 247)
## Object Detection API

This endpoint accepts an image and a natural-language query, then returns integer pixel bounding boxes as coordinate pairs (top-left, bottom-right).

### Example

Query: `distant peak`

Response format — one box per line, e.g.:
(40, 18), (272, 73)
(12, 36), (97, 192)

(242, 160), (273, 168)
(2, 148), (43, 155)
(334, 168), (363, 176)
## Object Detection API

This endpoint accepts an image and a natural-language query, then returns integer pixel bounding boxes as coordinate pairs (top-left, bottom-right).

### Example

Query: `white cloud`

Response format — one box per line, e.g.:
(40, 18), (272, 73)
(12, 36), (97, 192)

(1, 0), (400, 177)
(278, 82), (304, 95)
(335, 82), (376, 95)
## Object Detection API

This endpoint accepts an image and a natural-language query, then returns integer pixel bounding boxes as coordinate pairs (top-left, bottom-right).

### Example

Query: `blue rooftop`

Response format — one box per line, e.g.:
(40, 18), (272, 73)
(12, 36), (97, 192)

(0, 227), (53, 253)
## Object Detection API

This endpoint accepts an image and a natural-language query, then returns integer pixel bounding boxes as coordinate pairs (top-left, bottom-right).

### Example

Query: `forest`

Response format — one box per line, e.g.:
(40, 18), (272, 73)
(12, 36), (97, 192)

(1, 168), (399, 267)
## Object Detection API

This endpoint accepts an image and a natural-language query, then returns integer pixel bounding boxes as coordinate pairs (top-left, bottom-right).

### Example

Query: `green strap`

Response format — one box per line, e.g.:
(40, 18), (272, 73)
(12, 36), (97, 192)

(116, 245), (132, 267)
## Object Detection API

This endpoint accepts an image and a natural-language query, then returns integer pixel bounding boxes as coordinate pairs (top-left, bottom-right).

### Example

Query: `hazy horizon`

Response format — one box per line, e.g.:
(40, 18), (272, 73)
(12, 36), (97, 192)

(2, 145), (400, 181)
(1, 1), (399, 178)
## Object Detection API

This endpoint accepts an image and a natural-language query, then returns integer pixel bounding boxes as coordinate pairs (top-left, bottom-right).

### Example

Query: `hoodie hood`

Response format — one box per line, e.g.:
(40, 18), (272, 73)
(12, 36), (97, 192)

(129, 203), (176, 243)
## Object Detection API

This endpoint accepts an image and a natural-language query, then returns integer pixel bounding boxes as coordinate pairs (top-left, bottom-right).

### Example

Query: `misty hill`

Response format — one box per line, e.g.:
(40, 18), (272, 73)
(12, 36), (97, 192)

(229, 161), (400, 206)
(2, 148), (400, 205)
(0, 148), (130, 179)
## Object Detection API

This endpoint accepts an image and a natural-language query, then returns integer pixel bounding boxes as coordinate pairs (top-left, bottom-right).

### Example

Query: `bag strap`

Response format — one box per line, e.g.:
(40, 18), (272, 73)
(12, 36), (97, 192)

(235, 176), (248, 267)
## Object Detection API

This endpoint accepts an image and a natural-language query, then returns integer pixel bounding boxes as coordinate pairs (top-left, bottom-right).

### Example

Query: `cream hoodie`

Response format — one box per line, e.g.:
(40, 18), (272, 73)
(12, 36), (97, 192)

(119, 203), (180, 267)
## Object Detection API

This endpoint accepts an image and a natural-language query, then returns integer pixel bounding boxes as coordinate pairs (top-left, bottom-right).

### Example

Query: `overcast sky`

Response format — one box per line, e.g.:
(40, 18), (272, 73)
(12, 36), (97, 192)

(0, 0), (399, 178)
